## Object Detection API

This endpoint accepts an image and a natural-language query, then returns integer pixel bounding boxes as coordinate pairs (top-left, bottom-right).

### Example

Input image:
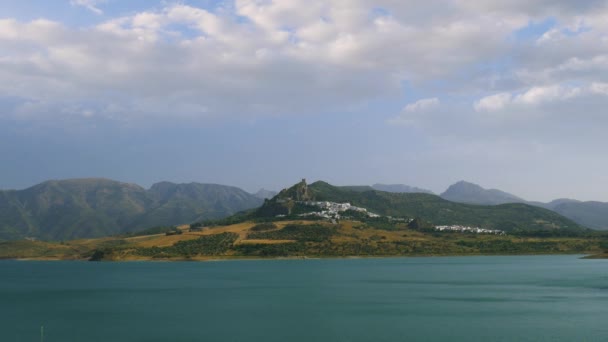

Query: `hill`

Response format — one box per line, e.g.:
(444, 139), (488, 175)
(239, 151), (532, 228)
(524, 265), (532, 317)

(252, 180), (585, 234)
(0, 179), (263, 241)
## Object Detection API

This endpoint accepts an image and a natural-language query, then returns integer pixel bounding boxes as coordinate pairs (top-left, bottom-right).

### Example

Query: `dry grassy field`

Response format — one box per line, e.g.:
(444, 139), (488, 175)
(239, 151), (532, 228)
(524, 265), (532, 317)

(0, 219), (603, 260)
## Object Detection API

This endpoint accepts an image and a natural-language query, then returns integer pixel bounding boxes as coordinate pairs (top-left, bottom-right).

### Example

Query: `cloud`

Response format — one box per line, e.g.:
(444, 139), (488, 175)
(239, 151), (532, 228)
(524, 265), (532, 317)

(403, 98), (440, 113)
(2, 1), (608, 202)
(474, 93), (512, 112)
(0, 1), (534, 121)
(590, 82), (608, 95)
(70, 0), (106, 15)
(515, 84), (581, 105)
(0, 1), (607, 125)
(473, 83), (608, 114)
(388, 98), (440, 125)
(457, 0), (608, 17)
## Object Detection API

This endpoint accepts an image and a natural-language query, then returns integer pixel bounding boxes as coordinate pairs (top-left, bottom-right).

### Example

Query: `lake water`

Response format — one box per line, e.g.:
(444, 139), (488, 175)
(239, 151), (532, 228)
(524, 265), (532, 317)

(1, 256), (607, 342)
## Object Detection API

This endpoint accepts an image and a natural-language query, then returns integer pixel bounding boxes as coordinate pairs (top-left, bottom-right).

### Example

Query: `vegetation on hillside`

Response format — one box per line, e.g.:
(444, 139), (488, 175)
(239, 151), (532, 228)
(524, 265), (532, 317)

(249, 222), (278, 231)
(2, 178), (602, 264)
(135, 233), (239, 258)
(2, 219), (606, 261)
(0, 179), (263, 241)
(247, 224), (336, 242)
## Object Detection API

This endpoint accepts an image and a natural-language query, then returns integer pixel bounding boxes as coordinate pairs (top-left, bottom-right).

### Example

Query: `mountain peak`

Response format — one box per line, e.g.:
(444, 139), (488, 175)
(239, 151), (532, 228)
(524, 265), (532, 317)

(441, 181), (523, 205)
(253, 188), (278, 200)
(451, 180), (483, 188)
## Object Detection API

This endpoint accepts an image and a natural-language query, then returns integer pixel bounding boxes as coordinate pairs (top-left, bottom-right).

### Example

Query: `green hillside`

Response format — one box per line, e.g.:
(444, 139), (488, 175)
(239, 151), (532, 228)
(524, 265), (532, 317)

(252, 180), (586, 234)
(0, 179), (263, 241)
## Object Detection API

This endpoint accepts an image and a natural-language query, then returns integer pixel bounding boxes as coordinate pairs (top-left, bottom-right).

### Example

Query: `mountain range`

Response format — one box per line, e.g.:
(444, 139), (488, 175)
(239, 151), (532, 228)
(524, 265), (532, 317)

(2, 179), (603, 261)
(341, 180), (608, 230)
(437, 181), (608, 230)
(1, 177), (606, 241)
(0, 179), (263, 241)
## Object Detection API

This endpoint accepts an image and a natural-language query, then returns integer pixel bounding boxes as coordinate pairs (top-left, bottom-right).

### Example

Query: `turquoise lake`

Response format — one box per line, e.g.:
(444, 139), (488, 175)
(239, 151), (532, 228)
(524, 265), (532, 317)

(1, 256), (607, 341)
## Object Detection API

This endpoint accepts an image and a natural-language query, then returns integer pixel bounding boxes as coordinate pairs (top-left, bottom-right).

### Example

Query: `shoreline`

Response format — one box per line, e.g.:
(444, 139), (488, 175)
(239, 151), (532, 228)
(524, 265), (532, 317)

(2, 252), (599, 263)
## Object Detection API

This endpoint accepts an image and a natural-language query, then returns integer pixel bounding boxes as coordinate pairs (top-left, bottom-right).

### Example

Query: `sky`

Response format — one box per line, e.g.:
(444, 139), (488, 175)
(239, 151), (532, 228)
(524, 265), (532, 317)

(1, 0), (608, 201)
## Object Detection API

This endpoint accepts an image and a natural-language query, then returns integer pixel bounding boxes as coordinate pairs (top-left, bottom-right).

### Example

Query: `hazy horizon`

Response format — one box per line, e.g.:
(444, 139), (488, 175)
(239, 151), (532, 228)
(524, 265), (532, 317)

(1, 1), (608, 202)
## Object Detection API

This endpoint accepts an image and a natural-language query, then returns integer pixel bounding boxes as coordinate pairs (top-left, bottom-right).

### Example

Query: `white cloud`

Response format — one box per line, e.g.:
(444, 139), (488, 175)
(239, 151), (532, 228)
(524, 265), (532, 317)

(0, 1), (607, 124)
(388, 98), (440, 125)
(474, 93), (512, 112)
(2, 1), (608, 201)
(70, 0), (106, 15)
(0, 2), (525, 120)
(404, 98), (440, 113)
(514, 84), (581, 105)
(474, 83), (605, 114)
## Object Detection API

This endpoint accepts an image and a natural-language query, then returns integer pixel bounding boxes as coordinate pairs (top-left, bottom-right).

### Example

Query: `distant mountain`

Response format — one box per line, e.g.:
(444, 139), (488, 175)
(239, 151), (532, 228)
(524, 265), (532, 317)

(252, 180), (584, 234)
(549, 201), (608, 230)
(3, 177), (606, 241)
(372, 183), (434, 194)
(440, 181), (608, 230)
(546, 198), (582, 208)
(0, 179), (263, 241)
(441, 181), (525, 205)
(253, 189), (277, 200)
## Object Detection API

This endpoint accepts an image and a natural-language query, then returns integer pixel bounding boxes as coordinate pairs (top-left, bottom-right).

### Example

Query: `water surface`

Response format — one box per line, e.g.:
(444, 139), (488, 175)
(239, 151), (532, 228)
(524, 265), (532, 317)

(1, 256), (607, 341)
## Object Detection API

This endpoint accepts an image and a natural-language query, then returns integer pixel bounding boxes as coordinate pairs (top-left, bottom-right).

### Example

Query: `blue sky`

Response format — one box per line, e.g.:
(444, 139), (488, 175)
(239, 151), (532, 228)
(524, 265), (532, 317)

(1, 0), (608, 201)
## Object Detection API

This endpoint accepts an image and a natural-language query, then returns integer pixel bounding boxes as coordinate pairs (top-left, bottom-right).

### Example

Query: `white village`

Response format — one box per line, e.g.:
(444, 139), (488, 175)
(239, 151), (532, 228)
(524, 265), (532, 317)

(435, 225), (505, 235)
(298, 201), (381, 220)
(290, 200), (506, 235)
